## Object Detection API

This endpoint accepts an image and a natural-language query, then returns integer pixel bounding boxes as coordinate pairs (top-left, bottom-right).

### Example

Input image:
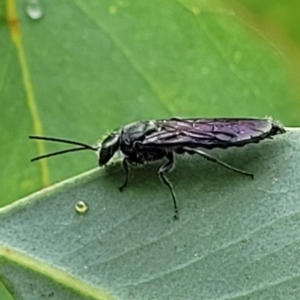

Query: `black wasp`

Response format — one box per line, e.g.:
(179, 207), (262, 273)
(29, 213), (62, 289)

(30, 117), (285, 219)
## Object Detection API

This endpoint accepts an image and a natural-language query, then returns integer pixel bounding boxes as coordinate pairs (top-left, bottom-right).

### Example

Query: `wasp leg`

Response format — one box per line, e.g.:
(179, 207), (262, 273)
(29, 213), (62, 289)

(119, 158), (131, 192)
(158, 152), (179, 219)
(182, 147), (254, 179)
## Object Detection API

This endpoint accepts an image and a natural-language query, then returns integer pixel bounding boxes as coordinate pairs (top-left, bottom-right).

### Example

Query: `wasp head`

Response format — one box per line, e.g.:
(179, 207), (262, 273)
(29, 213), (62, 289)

(98, 132), (121, 166)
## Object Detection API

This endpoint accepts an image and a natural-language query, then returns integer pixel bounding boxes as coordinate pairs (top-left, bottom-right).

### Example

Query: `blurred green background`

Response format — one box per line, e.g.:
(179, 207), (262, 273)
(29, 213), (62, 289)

(1, 0), (300, 297)
(2, 0), (299, 208)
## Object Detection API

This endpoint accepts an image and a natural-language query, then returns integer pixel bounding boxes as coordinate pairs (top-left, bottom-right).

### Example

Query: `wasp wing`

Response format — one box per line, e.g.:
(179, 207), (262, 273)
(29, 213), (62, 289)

(141, 118), (284, 149)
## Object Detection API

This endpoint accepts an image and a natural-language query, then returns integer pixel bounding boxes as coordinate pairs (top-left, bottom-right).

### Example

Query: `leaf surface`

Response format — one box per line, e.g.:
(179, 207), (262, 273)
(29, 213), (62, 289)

(1, 131), (299, 299)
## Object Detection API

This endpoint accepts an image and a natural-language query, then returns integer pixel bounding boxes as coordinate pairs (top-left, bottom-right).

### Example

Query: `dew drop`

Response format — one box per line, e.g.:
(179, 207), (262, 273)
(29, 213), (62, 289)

(25, 0), (43, 20)
(75, 201), (89, 214)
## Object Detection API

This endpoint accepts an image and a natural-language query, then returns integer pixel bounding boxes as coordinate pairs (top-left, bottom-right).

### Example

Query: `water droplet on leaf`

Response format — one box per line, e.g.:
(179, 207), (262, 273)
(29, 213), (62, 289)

(75, 201), (89, 214)
(25, 0), (43, 20)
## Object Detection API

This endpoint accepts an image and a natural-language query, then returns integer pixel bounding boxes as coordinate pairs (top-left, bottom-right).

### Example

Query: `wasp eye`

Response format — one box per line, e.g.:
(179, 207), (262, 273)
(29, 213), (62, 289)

(99, 133), (120, 166)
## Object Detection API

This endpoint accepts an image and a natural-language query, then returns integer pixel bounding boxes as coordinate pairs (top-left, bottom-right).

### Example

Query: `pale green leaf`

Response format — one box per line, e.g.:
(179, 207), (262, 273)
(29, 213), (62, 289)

(0, 131), (299, 299)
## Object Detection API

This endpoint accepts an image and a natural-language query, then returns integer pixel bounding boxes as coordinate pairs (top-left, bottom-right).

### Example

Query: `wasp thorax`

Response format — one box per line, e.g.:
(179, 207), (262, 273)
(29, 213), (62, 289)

(121, 121), (158, 146)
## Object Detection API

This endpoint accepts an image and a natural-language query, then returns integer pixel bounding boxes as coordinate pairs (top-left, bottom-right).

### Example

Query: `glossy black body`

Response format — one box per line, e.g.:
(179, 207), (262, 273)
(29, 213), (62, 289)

(99, 118), (285, 166)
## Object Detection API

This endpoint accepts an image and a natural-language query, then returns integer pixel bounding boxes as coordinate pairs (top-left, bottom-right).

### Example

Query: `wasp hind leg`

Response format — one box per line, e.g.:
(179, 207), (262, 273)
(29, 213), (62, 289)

(182, 147), (254, 178)
(158, 152), (179, 219)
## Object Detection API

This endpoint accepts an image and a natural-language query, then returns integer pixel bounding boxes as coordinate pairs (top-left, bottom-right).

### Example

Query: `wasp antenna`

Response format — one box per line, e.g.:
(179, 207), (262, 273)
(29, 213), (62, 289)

(30, 146), (95, 162)
(29, 135), (97, 151)
(29, 135), (99, 162)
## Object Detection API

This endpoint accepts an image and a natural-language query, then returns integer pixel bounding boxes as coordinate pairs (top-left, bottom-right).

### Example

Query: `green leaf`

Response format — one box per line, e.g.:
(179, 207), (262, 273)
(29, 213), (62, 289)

(1, 0), (299, 297)
(0, 130), (299, 299)
(236, 0), (300, 49)
(1, 0), (299, 209)
(0, 281), (13, 300)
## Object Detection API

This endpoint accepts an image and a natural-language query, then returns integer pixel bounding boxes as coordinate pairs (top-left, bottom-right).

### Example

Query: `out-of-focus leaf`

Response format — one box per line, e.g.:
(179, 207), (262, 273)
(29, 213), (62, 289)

(1, 0), (298, 209)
